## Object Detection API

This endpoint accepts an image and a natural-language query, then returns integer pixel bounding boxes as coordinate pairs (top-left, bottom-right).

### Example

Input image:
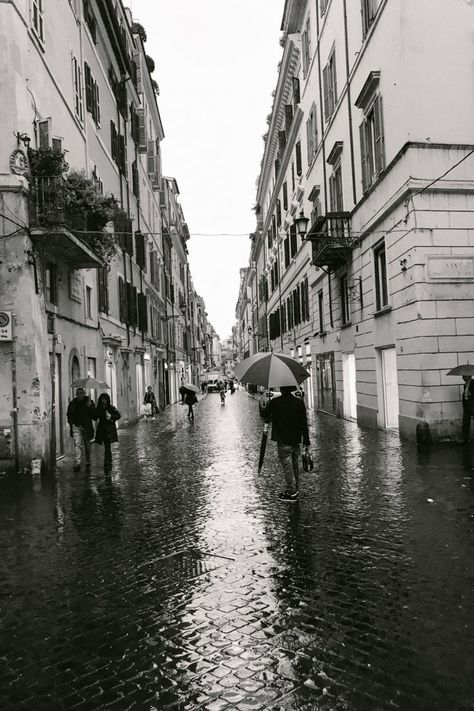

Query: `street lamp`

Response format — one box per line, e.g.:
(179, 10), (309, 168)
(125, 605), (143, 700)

(294, 211), (310, 239)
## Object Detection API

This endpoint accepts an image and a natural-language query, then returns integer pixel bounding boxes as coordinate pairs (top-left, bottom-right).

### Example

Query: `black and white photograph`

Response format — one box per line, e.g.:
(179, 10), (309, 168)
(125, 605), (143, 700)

(0, 0), (473, 708)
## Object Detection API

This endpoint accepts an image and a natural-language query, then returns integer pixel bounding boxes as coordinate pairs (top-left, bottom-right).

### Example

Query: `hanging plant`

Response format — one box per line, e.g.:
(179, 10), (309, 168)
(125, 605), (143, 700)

(28, 147), (69, 177)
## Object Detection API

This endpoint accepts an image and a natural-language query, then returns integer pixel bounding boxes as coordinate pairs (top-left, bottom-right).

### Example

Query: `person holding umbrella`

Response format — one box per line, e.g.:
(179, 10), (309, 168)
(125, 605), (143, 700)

(446, 364), (474, 443)
(183, 383), (199, 420)
(234, 351), (311, 501)
(262, 386), (310, 502)
(94, 393), (121, 471)
(67, 387), (97, 472)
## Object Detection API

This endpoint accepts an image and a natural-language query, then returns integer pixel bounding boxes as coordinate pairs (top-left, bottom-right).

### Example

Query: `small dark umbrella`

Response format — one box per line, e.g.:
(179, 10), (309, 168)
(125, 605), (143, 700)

(446, 364), (474, 376)
(258, 423), (270, 474)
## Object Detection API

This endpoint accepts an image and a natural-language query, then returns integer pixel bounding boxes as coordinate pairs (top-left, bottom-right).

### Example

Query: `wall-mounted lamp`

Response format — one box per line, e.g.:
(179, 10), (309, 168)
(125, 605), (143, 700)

(15, 132), (31, 149)
(294, 211), (310, 239)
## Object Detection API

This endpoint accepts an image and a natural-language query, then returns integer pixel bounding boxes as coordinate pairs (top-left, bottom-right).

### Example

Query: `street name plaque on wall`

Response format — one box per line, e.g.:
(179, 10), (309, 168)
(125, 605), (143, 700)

(427, 256), (474, 281)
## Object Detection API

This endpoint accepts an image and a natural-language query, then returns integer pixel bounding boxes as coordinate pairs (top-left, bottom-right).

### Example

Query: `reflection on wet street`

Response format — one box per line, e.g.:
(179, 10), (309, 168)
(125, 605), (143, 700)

(1, 390), (473, 710)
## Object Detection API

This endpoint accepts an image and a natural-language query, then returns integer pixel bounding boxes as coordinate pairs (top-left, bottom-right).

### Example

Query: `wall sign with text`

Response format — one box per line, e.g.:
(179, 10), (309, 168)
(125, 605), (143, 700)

(426, 256), (474, 281)
(0, 311), (12, 341)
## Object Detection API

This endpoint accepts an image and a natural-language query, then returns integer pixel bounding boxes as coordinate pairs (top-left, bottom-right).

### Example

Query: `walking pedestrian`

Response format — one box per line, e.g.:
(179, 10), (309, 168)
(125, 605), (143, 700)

(184, 389), (198, 420)
(94, 393), (121, 472)
(67, 387), (96, 472)
(144, 385), (158, 419)
(179, 384), (186, 403)
(262, 385), (310, 502)
(461, 375), (474, 443)
(229, 379), (235, 394)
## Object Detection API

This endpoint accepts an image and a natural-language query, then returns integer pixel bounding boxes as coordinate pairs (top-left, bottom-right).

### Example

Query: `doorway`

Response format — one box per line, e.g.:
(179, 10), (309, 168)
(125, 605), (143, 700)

(380, 347), (399, 428)
(316, 352), (337, 414)
(342, 352), (357, 420)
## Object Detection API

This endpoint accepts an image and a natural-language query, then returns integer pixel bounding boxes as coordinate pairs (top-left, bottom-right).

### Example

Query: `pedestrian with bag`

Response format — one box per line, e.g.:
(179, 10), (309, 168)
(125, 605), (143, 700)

(94, 392), (121, 472)
(262, 385), (310, 502)
(144, 385), (158, 419)
(67, 387), (97, 472)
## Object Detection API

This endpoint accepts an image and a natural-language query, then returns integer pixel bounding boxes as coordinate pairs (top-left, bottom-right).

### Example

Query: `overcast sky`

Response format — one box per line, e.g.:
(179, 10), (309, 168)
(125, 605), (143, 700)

(124, 0), (283, 339)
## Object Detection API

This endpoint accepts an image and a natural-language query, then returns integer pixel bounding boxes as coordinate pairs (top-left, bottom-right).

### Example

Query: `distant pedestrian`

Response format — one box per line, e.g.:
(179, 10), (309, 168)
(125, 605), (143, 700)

(201, 381), (207, 394)
(262, 385), (310, 502)
(184, 389), (198, 420)
(462, 375), (474, 443)
(94, 393), (121, 472)
(144, 385), (158, 418)
(67, 387), (96, 472)
(229, 379), (235, 394)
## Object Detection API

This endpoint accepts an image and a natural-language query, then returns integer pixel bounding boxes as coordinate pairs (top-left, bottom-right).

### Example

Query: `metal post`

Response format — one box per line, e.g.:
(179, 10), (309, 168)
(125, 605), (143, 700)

(11, 317), (19, 474)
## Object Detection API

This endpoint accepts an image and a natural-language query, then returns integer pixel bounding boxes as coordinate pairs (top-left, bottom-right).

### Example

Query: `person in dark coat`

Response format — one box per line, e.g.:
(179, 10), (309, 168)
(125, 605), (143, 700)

(67, 387), (96, 472)
(179, 384), (186, 403)
(262, 385), (310, 502)
(94, 393), (121, 471)
(144, 386), (158, 418)
(462, 376), (474, 443)
(184, 390), (198, 420)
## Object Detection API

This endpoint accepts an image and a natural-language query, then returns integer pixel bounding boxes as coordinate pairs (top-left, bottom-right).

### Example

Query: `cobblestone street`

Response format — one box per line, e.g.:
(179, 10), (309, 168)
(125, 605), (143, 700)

(1, 389), (474, 710)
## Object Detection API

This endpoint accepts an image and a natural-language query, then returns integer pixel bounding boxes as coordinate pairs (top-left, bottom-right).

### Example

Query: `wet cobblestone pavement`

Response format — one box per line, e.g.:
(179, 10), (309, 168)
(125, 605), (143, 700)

(1, 390), (474, 710)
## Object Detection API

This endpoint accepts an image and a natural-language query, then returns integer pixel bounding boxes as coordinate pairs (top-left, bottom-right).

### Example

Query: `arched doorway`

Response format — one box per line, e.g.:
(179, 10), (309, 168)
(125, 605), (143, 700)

(71, 355), (80, 393)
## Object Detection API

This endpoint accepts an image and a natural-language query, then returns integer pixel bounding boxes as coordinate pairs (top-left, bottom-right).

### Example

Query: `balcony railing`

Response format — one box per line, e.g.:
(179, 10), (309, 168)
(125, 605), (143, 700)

(306, 212), (356, 270)
(28, 176), (103, 269)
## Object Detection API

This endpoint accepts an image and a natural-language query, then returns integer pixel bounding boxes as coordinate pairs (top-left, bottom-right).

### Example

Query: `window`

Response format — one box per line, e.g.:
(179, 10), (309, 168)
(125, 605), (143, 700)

(340, 273), (350, 325)
(84, 62), (100, 127)
(295, 141), (302, 176)
(318, 289), (325, 333)
(302, 16), (311, 78)
(359, 94), (385, 192)
(362, 0), (378, 36)
(83, 0), (97, 43)
(282, 182), (288, 211)
(290, 223), (298, 259)
(132, 160), (139, 198)
(72, 56), (83, 122)
(374, 241), (388, 311)
(97, 268), (109, 314)
(110, 120), (118, 162)
(329, 162), (343, 211)
(37, 118), (51, 149)
(292, 76), (300, 106)
(32, 0), (44, 42)
(306, 104), (318, 164)
(86, 286), (92, 318)
(320, 0), (329, 15)
(323, 49), (337, 121)
(284, 236), (290, 269)
(45, 263), (57, 305)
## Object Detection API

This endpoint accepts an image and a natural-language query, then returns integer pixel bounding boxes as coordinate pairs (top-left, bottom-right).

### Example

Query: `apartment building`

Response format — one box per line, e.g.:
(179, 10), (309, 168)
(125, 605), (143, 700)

(241, 0), (474, 440)
(0, 0), (200, 472)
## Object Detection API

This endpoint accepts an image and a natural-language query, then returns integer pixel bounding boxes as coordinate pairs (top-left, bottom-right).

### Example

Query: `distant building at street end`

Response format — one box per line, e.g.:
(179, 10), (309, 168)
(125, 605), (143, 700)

(237, 0), (474, 441)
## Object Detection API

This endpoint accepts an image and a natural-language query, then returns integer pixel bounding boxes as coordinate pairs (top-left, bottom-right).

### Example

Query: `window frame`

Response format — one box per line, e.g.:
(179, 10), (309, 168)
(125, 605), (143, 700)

(340, 273), (350, 325)
(329, 161), (343, 212)
(302, 15), (311, 78)
(323, 48), (338, 122)
(318, 289), (325, 333)
(306, 103), (318, 165)
(72, 55), (83, 123)
(32, 0), (44, 43)
(362, 0), (378, 37)
(359, 93), (385, 193)
(373, 240), (389, 311)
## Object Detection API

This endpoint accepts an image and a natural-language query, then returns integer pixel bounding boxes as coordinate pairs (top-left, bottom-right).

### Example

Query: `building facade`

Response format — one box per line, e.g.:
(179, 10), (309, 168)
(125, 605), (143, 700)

(0, 0), (203, 473)
(239, 0), (474, 440)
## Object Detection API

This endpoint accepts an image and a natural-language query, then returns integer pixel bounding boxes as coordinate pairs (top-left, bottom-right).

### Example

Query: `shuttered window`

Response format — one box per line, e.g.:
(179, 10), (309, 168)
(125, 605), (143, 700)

(84, 62), (100, 126)
(38, 119), (50, 149)
(306, 104), (318, 164)
(98, 267), (109, 314)
(72, 56), (83, 122)
(323, 49), (337, 121)
(135, 231), (146, 269)
(360, 94), (385, 192)
(302, 16), (311, 78)
(290, 223), (298, 258)
(362, 0), (378, 36)
(295, 141), (302, 176)
(32, 0), (44, 42)
(284, 104), (293, 134)
(282, 182), (288, 211)
(329, 163), (343, 211)
(138, 292), (148, 332)
(292, 76), (300, 106)
(284, 237), (290, 269)
(110, 121), (118, 162)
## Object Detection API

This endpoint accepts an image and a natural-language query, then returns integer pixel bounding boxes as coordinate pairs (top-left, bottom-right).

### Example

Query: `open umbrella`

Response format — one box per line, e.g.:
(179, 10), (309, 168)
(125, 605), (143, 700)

(72, 377), (110, 390)
(234, 352), (310, 388)
(446, 364), (474, 376)
(183, 383), (199, 393)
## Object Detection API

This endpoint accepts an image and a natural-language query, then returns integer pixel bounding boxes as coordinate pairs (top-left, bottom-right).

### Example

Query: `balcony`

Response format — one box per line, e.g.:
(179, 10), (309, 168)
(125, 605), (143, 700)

(28, 177), (103, 269)
(307, 212), (355, 270)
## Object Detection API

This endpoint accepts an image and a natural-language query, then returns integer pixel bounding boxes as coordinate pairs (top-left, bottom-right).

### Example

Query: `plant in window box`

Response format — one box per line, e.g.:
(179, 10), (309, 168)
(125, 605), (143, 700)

(28, 147), (69, 178)
(63, 171), (123, 263)
(27, 148), (70, 225)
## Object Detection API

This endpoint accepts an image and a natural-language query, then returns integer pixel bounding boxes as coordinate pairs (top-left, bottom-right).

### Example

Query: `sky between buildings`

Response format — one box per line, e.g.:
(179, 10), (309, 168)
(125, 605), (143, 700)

(124, 0), (284, 339)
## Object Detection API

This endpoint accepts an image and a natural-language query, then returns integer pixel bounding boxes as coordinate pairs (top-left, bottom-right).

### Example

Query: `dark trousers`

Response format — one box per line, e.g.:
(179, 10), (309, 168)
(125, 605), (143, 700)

(462, 409), (473, 442)
(187, 405), (194, 419)
(104, 441), (112, 468)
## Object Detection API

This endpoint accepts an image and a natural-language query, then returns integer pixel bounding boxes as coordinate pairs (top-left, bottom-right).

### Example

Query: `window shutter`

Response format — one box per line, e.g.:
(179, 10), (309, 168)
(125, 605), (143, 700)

(292, 76), (300, 105)
(118, 277), (125, 322)
(137, 108), (147, 152)
(295, 141), (302, 176)
(374, 95), (385, 174)
(276, 199), (281, 227)
(323, 65), (330, 120)
(138, 292), (148, 332)
(38, 120), (49, 149)
(306, 114), (313, 164)
(110, 120), (118, 162)
(135, 231), (146, 269)
(94, 80), (100, 125)
(290, 223), (297, 257)
(278, 130), (286, 153)
(329, 173), (336, 212)
(84, 63), (92, 112)
(284, 104), (293, 134)
(284, 237), (290, 268)
(359, 121), (368, 191)
(133, 51), (142, 93)
(282, 182), (288, 211)
(147, 140), (156, 175)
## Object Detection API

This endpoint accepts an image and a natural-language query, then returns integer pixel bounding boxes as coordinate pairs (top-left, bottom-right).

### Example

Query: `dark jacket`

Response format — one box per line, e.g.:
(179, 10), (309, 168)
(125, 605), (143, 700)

(144, 390), (156, 405)
(94, 394), (121, 444)
(184, 391), (198, 406)
(262, 392), (310, 448)
(462, 380), (474, 414)
(67, 396), (96, 440)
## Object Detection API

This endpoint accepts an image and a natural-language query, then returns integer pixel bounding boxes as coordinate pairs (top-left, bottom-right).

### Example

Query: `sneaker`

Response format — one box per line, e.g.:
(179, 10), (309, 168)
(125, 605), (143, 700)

(278, 490), (299, 502)
(73, 464), (81, 472)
